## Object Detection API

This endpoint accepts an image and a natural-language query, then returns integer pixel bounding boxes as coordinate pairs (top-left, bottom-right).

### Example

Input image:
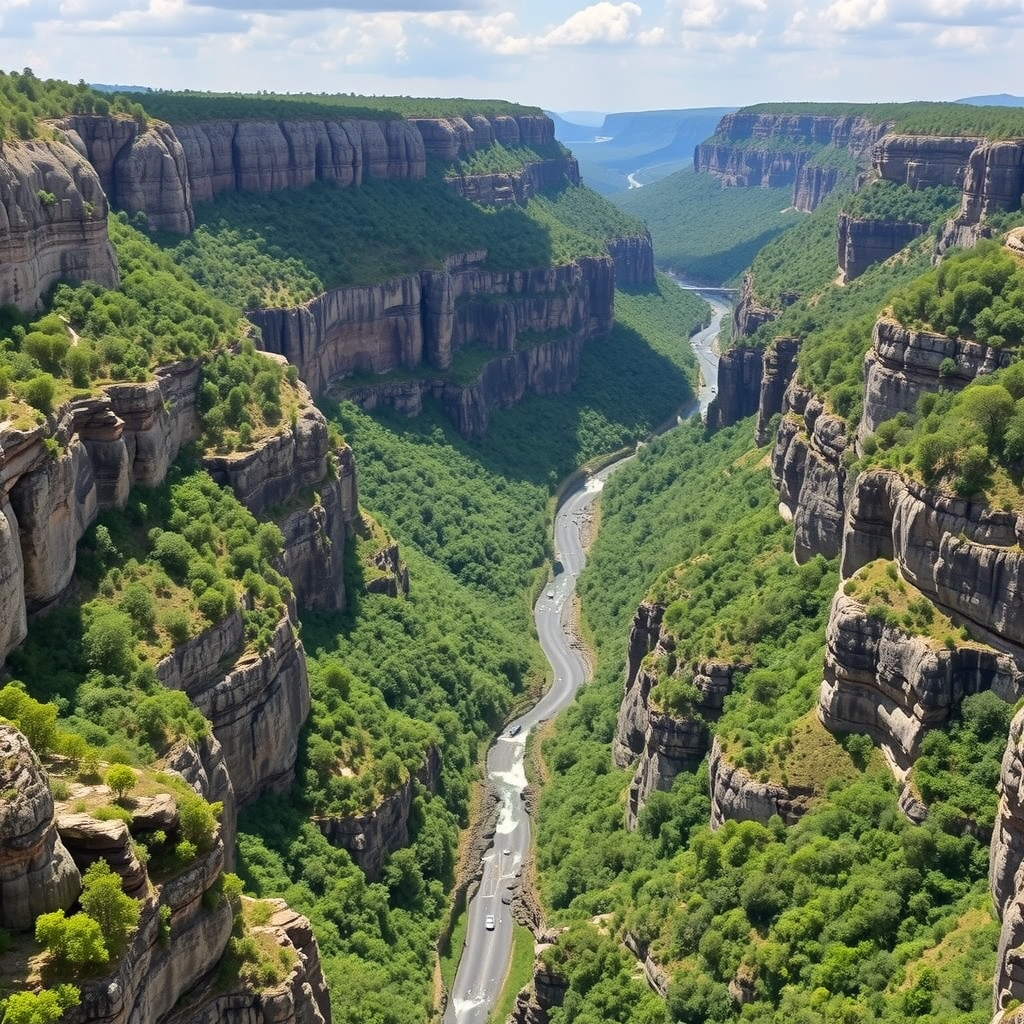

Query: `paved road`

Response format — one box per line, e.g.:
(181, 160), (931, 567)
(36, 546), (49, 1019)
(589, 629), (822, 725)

(443, 470), (618, 1024)
(443, 287), (729, 1024)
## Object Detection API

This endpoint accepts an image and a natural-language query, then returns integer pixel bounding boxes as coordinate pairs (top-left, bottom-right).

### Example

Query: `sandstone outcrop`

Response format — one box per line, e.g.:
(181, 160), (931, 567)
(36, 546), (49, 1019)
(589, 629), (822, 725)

(754, 336), (799, 446)
(872, 134), (979, 190)
(607, 232), (656, 287)
(694, 113), (886, 209)
(771, 381), (849, 562)
(315, 747), (439, 880)
(252, 254), (613, 397)
(56, 812), (149, 901)
(708, 737), (813, 829)
(0, 724), (81, 930)
(364, 539), (410, 598)
(992, 708), (1024, 1011)
(165, 901), (331, 1024)
(59, 115), (193, 234)
(711, 346), (762, 430)
(408, 113), (556, 161)
(445, 156), (580, 207)
(841, 469), (1024, 659)
(0, 137), (119, 311)
(858, 317), (1015, 444)
(838, 212), (928, 281)
(819, 590), (1022, 771)
(613, 601), (740, 827)
(156, 609), (310, 808)
(731, 273), (780, 341)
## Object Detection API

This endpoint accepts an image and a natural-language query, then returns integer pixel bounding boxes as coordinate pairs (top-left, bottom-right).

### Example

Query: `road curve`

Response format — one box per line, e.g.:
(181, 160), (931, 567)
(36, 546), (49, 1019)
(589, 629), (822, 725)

(443, 290), (727, 1024)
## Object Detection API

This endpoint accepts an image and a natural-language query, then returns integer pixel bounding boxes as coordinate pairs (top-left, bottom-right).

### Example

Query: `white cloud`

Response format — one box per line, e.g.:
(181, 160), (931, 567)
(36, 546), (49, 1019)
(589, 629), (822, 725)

(538, 1), (643, 46)
(822, 0), (887, 32)
(933, 24), (991, 51)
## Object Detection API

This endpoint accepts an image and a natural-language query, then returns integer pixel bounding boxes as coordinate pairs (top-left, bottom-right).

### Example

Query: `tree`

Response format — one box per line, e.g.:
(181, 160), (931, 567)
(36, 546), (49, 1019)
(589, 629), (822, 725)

(79, 860), (141, 954)
(1, 985), (80, 1024)
(34, 910), (108, 969)
(104, 764), (135, 802)
(960, 384), (1014, 450)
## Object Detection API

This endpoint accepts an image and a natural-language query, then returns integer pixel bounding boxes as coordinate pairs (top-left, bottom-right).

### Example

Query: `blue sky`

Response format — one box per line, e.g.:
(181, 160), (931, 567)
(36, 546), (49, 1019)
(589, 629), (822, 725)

(1, 0), (1022, 113)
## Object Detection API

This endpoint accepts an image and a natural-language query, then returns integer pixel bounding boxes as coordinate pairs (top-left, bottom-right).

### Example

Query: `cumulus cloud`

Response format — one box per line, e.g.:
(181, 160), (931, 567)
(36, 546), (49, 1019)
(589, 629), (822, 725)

(822, 0), (887, 31)
(538, 2), (643, 46)
(199, 0), (486, 10)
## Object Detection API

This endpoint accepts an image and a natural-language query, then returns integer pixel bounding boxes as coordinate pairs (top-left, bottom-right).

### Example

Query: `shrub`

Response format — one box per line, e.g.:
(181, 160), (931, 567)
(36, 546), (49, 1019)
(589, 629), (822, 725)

(163, 609), (191, 644)
(104, 763), (136, 801)
(35, 910), (109, 969)
(1, 985), (80, 1024)
(21, 373), (57, 414)
(79, 859), (141, 954)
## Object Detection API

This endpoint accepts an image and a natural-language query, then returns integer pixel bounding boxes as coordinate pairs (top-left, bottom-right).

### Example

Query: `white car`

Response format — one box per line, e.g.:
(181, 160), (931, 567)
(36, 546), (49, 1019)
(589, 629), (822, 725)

(484, 914), (495, 930)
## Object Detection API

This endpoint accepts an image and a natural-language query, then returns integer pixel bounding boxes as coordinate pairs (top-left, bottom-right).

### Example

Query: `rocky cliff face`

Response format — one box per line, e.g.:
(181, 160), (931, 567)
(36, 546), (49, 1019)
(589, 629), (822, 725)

(838, 213), (928, 282)
(157, 609), (310, 808)
(731, 273), (781, 342)
(407, 113), (556, 161)
(872, 134), (979, 190)
(315, 747), (440, 880)
(607, 232), (656, 287)
(613, 602), (665, 770)
(820, 590), (1022, 771)
(711, 346), (762, 430)
(0, 137), (119, 311)
(708, 737), (813, 829)
(841, 469), (1024, 659)
(446, 156), (580, 207)
(0, 725), (81, 931)
(694, 113), (885, 209)
(753, 337), (799, 446)
(771, 382), (849, 562)
(859, 317), (1016, 444)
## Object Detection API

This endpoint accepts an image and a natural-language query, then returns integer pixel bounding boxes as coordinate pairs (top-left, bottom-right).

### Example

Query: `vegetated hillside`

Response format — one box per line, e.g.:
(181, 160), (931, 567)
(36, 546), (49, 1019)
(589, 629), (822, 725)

(0, 77), (707, 1017)
(531, 104), (1024, 1024)
(550, 107), (734, 194)
(166, 173), (642, 305)
(615, 166), (800, 284)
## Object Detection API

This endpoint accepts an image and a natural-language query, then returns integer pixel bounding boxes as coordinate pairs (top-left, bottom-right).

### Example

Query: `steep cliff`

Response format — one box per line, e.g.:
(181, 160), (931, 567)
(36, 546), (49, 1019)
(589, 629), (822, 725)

(837, 212), (928, 282)
(859, 316), (1016, 443)
(841, 469), (1024, 659)
(753, 336), (799, 445)
(712, 345), (762, 430)
(731, 273), (781, 341)
(872, 134), (979, 190)
(694, 112), (885, 209)
(445, 156), (580, 207)
(708, 737), (813, 828)
(819, 588), (1021, 772)
(771, 381), (849, 562)
(156, 609), (310, 808)
(0, 137), (119, 311)
(0, 724), (81, 931)
(407, 114), (556, 161)
(607, 232), (656, 287)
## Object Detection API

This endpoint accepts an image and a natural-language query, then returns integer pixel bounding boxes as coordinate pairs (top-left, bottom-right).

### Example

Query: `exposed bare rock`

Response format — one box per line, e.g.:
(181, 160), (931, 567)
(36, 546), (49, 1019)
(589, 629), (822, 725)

(990, 709), (1024, 921)
(65, 840), (234, 1024)
(607, 231), (656, 287)
(364, 540), (410, 598)
(0, 137), (118, 311)
(859, 317), (1016, 445)
(0, 725), (81, 930)
(959, 139), (1024, 224)
(771, 382), (849, 562)
(446, 156), (580, 207)
(613, 602), (665, 769)
(841, 469), (1024, 658)
(56, 812), (149, 901)
(712, 346), (762, 430)
(708, 737), (814, 828)
(622, 931), (669, 998)
(694, 112), (886, 209)
(754, 336), (800, 446)
(407, 113), (556, 161)
(161, 733), (237, 870)
(819, 590), (1022, 771)
(872, 134), (979, 190)
(252, 254), (614, 406)
(157, 610), (310, 809)
(838, 212), (928, 281)
(731, 273), (780, 341)
(315, 747), (439, 880)
(131, 795), (179, 833)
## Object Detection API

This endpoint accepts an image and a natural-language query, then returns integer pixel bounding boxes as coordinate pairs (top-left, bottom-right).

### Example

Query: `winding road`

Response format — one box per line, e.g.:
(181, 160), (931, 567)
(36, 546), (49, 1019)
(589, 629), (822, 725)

(443, 282), (730, 1024)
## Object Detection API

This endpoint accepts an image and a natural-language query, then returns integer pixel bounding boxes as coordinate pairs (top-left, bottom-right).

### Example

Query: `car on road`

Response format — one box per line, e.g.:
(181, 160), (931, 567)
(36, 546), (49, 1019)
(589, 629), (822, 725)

(507, 724), (521, 737)
(503, 848), (512, 856)
(485, 914), (495, 930)
(547, 590), (554, 599)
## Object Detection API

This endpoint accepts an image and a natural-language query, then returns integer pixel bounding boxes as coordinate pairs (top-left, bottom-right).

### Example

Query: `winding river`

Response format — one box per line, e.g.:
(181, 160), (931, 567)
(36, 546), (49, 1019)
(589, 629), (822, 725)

(443, 285), (732, 1024)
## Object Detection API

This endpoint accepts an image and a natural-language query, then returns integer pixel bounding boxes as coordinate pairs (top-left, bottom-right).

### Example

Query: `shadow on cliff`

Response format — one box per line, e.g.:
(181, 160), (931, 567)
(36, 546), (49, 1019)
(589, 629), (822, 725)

(344, 312), (695, 489)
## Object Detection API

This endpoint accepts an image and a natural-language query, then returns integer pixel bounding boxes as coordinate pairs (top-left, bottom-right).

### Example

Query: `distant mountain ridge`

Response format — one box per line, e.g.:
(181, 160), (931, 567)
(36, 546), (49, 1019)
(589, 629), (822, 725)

(957, 93), (1024, 106)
